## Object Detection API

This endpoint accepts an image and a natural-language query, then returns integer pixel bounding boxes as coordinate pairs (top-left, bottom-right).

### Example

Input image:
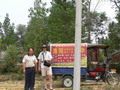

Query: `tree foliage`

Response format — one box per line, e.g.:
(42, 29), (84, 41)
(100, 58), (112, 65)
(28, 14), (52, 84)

(23, 0), (49, 54)
(104, 0), (120, 52)
(1, 45), (19, 73)
(82, 0), (108, 43)
(16, 24), (27, 52)
(22, 0), (109, 53)
(0, 0), (117, 74)
(0, 0), (117, 58)
(0, 14), (17, 50)
(48, 0), (76, 43)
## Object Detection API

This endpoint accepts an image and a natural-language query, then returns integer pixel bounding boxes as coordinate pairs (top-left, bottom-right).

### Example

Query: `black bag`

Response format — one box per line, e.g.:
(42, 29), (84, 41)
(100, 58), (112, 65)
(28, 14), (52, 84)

(42, 52), (51, 67)
(44, 60), (51, 67)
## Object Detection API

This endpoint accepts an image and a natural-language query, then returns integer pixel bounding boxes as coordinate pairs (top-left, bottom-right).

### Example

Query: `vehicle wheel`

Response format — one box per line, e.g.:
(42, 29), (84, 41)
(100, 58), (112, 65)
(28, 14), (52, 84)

(106, 73), (120, 85)
(62, 76), (73, 88)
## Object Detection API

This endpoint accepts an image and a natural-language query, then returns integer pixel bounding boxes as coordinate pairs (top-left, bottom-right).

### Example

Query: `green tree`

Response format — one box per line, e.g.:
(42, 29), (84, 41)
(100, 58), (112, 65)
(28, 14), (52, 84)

(0, 22), (3, 50)
(104, 0), (120, 52)
(107, 22), (120, 52)
(23, 0), (48, 54)
(0, 22), (2, 35)
(89, 12), (107, 43)
(24, 0), (109, 54)
(1, 13), (17, 50)
(48, 0), (75, 43)
(82, 0), (108, 43)
(1, 45), (19, 73)
(48, 0), (108, 43)
(16, 24), (27, 52)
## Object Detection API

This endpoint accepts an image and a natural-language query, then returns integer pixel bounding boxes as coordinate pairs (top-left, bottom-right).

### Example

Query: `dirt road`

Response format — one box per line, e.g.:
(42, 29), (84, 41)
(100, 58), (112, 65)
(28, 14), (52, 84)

(0, 80), (120, 90)
(0, 80), (71, 90)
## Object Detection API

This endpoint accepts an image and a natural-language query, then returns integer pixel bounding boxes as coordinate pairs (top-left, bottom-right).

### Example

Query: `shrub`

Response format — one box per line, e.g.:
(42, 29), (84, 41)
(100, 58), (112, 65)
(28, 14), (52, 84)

(1, 45), (19, 74)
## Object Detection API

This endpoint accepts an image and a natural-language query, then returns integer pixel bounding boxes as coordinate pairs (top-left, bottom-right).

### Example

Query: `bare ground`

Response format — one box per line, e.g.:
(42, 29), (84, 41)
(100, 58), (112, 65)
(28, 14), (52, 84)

(0, 75), (120, 90)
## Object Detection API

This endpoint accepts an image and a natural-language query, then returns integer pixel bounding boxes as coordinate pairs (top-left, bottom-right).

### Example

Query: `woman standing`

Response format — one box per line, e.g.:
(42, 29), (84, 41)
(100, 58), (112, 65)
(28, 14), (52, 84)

(22, 48), (38, 90)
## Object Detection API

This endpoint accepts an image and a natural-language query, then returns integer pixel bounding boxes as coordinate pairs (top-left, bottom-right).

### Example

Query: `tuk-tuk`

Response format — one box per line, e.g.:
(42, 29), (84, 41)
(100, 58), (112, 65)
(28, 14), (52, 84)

(50, 43), (119, 87)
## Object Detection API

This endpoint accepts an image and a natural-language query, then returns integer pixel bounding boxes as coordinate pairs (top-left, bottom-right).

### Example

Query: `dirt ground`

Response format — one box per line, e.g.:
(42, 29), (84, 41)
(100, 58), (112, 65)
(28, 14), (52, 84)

(0, 80), (120, 90)
(0, 74), (70, 90)
(0, 80), (70, 90)
(0, 74), (120, 90)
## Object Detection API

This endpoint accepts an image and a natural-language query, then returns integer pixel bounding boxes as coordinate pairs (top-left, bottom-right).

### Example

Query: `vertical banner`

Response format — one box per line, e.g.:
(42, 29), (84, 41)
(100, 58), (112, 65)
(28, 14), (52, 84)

(50, 43), (87, 67)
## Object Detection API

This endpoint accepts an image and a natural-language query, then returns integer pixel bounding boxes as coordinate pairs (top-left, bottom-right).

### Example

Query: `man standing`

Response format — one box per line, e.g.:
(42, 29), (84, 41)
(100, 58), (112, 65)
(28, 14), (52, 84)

(22, 48), (38, 90)
(38, 45), (54, 90)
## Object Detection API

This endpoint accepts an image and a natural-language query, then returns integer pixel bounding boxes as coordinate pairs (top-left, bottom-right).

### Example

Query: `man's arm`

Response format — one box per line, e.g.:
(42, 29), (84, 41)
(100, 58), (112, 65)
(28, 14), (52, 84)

(47, 52), (52, 62)
(47, 59), (52, 62)
(38, 53), (42, 71)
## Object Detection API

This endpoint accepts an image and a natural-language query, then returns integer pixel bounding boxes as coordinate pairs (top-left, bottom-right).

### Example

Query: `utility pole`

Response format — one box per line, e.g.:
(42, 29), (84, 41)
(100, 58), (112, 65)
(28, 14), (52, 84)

(73, 0), (82, 90)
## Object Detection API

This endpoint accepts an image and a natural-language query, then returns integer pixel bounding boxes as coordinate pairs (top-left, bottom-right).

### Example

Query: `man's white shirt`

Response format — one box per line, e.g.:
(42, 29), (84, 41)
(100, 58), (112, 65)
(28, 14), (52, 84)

(38, 51), (52, 68)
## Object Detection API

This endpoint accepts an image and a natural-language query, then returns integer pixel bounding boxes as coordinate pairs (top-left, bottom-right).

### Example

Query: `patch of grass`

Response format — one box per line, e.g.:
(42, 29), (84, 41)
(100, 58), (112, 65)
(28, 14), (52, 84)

(0, 74), (120, 90)
(0, 73), (24, 81)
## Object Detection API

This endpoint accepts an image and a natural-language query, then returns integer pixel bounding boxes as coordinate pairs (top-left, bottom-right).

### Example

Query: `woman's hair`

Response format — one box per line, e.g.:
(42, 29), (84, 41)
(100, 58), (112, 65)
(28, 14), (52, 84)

(28, 48), (34, 55)
(28, 48), (34, 51)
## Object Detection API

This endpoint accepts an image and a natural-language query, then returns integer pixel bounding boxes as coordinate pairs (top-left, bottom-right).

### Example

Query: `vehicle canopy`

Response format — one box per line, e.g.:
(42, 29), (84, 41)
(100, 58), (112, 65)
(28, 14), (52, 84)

(87, 43), (109, 49)
(87, 44), (109, 62)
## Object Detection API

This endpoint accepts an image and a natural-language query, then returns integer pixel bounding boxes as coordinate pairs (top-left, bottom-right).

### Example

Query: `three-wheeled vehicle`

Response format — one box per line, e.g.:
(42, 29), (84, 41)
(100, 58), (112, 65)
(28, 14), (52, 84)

(50, 43), (119, 88)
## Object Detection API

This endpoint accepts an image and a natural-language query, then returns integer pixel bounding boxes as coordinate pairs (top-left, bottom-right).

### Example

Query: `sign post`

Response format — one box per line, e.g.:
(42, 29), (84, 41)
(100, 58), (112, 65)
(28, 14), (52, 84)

(73, 0), (82, 90)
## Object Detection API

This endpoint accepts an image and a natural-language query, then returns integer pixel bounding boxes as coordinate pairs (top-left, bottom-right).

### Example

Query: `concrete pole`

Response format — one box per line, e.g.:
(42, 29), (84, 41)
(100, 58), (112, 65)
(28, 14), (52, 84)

(73, 0), (82, 90)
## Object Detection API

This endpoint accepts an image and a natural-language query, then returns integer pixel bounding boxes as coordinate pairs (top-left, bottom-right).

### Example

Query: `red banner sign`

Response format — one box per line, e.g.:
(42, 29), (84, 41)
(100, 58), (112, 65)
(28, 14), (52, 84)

(50, 43), (87, 66)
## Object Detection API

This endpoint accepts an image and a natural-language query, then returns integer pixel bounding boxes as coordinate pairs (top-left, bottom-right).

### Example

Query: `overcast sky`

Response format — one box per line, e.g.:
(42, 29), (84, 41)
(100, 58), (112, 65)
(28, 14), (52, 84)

(0, 0), (116, 26)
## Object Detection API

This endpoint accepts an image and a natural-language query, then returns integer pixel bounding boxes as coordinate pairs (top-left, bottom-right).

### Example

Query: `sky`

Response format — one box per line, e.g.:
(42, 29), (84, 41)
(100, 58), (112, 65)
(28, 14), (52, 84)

(0, 0), (34, 26)
(91, 0), (116, 21)
(0, 0), (116, 26)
